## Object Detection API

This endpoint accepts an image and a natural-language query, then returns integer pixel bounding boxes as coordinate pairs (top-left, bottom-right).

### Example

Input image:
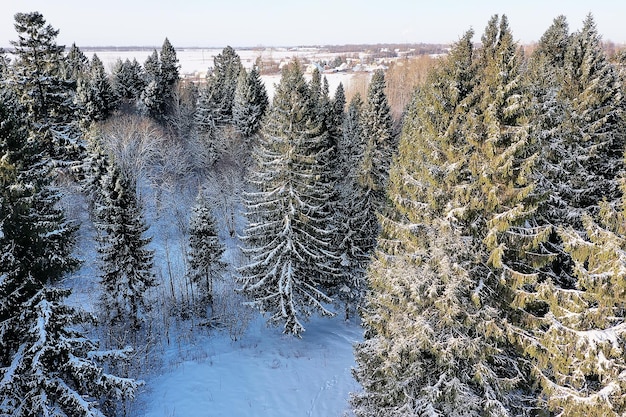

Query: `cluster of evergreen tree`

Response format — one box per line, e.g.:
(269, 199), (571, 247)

(1, 15), (282, 415)
(352, 14), (626, 417)
(238, 61), (394, 335)
(0, 13), (141, 416)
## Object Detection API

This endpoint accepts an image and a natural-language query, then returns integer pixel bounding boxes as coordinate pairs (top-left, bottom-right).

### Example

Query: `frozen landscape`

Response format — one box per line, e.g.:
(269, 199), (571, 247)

(140, 316), (362, 417)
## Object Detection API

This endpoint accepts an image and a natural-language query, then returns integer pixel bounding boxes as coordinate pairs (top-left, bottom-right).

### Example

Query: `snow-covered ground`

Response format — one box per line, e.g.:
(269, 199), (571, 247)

(140, 315), (362, 417)
(63, 151), (363, 417)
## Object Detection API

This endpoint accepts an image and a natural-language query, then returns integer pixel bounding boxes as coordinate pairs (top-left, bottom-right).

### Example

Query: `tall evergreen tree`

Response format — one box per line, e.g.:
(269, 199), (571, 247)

(111, 58), (145, 107)
(511, 15), (626, 416)
(76, 54), (116, 126)
(160, 38), (179, 98)
(338, 93), (365, 180)
(96, 161), (157, 331)
(232, 66), (269, 137)
(196, 46), (243, 127)
(187, 191), (226, 311)
(0, 86), (138, 417)
(9, 12), (82, 163)
(354, 17), (544, 416)
(239, 61), (337, 336)
(140, 49), (166, 121)
(64, 42), (89, 81)
(359, 69), (394, 207)
(329, 92), (372, 320)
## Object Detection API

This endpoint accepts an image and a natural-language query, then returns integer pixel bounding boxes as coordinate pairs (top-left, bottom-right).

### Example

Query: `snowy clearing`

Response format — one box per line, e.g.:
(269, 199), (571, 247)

(138, 315), (362, 417)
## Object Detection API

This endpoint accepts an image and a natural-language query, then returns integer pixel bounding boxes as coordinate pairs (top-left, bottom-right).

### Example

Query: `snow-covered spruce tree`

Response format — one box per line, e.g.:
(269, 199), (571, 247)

(353, 17), (545, 416)
(512, 181), (626, 416)
(82, 128), (111, 214)
(96, 160), (157, 332)
(359, 69), (395, 208)
(111, 58), (145, 109)
(233, 66), (269, 137)
(338, 93), (365, 180)
(187, 191), (226, 312)
(8, 11), (83, 164)
(239, 60), (337, 336)
(0, 92), (79, 290)
(507, 15), (626, 416)
(331, 72), (394, 313)
(530, 14), (625, 235)
(560, 14), (625, 213)
(0, 285), (140, 417)
(63, 42), (89, 81)
(327, 91), (373, 320)
(0, 88), (139, 417)
(197, 45), (243, 128)
(159, 37), (180, 115)
(309, 67), (322, 111)
(331, 174), (377, 320)
(330, 82), (346, 141)
(140, 49), (167, 121)
(76, 54), (116, 127)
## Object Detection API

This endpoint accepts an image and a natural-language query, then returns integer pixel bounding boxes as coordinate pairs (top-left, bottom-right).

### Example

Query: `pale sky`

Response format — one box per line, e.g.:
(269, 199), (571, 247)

(1, 0), (625, 48)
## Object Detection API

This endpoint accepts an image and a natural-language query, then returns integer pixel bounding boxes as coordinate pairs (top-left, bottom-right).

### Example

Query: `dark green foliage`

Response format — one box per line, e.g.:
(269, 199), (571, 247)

(0, 286), (140, 417)
(0, 83), (136, 417)
(239, 61), (337, 336)
(9, 12), (83, 163)
(112, 58), (145, 106)
(76, 54), (116, 126)
(64, 42), (89, 80)
(187, 192), (226, 310)
(196, 46), (243, 128)
(359, 69), (394, 205)
(96, 161), (156, 331)
(233, 66), (269, 137)
(353, 18), (542, 416)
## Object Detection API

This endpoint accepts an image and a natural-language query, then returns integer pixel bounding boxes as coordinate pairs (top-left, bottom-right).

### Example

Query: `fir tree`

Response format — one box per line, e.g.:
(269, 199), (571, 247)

(76, 54), (116, 126)
(0, 286), (140, 417)
(514, 192), (626, 416)
(338, 93), (365, 180)
(140, 49), (166, 121)
(353, 18), (543, 416)
(232, 66), (269, 137)
(531, 14), (625, 235)
(111, 58), (145, 108)
(511, 15), (626, 416)
(561, 14), (625, 215)
(197, 46), (243, 127)
(0, 85), (137, 417)
(64, 42), (89, 81)
(239, 61), (337, 336)
(160, 37), (179, 95)
(359, 69), (394, 207)
(8, 11), (82, 163)
(330, 93), (374, 320)
(187, 191), (226, 311)
(96, 161), (157, 331)
(331, 82), (346, 139)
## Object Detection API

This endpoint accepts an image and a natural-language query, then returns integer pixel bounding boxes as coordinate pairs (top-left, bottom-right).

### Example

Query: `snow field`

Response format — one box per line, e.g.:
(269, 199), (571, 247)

(141, 314), (362, 417)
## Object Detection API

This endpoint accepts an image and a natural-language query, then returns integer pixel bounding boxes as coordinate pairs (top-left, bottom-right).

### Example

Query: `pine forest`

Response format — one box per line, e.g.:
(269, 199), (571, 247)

(1, 9), (626, 417)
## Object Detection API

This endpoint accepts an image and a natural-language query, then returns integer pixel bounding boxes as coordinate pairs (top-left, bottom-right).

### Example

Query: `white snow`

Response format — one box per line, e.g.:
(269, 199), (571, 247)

(139, 315), (361, 417)
(61, 156), (363, 417)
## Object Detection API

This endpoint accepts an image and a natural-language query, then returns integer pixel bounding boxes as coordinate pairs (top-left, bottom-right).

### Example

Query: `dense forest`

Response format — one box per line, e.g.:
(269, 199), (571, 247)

(1, 10), (626, 417)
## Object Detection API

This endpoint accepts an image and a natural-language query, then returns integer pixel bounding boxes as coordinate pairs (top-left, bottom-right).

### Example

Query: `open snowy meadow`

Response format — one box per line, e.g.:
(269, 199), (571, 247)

(140, 315), (362, 417)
